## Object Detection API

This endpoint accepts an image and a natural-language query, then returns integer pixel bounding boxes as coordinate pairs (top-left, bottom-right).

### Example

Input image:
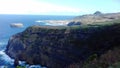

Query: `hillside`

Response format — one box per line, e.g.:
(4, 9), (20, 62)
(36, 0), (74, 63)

(5, 19), (120, 68)
(68, 12), (120, 25)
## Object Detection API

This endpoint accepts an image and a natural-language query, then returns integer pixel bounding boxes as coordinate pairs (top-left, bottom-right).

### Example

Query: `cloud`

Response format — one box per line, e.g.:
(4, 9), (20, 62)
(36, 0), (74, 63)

(0, 0), (81, 15)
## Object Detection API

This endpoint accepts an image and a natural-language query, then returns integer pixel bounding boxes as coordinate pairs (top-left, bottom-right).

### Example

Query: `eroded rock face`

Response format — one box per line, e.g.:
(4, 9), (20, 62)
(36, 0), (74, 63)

(67, 21), (82, 26)
(5, 23), (120, 68)
(6, 33), (25, 59)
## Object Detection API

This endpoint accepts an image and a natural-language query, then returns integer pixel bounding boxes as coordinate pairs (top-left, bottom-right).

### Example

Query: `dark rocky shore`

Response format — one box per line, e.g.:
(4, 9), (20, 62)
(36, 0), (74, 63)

(5, 12), (120, 68)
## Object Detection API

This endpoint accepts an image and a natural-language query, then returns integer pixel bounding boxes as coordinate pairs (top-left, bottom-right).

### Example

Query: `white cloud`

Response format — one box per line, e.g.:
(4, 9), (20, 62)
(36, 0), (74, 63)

(0, 0), (81, 15)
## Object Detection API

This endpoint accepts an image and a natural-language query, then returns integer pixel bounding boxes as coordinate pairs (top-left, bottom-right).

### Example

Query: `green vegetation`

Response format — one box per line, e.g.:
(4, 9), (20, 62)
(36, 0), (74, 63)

(22, 19), (120, 34)
(92, 19), (120, 26)
(16, 66), (25, 68)
(83, 47), (120, 68)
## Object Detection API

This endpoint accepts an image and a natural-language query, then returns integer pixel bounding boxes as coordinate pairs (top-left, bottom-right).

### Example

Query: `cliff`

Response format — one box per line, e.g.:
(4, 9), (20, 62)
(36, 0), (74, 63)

(6, 20), (120, 68)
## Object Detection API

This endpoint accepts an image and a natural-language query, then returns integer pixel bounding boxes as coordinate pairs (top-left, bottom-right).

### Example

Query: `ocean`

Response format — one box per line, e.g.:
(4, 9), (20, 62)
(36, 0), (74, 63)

(0, 14), (74, 68)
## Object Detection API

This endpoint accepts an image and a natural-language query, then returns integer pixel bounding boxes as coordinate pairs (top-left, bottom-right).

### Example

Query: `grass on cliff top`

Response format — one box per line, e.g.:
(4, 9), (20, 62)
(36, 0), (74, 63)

(27, 19), (120, 31)
(68, 19), (120, 30)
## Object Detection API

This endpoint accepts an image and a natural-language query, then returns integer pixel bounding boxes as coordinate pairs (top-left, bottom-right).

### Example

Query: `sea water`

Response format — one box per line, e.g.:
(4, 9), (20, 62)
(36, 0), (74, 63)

(0, 14), (74, 68)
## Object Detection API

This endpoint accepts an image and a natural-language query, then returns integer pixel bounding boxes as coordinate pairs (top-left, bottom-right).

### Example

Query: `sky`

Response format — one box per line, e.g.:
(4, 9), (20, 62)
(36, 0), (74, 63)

(0, 0), (119, 15)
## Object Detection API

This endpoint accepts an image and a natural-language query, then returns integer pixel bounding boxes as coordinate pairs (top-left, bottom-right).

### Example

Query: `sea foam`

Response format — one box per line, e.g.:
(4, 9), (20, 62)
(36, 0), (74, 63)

(0, 50), (14, 65)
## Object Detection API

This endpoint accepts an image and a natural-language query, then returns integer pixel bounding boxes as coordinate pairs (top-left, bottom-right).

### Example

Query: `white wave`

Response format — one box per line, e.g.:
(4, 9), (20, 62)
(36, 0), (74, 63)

(35, 20), (43, 23)
(43, 22), (65, 26)
(0, 50), (14, 65)
(44, 20), (68, 26)
(0, 42), (6, 45)
(19, 61), (26, 66)
(35, 20), (68, 26)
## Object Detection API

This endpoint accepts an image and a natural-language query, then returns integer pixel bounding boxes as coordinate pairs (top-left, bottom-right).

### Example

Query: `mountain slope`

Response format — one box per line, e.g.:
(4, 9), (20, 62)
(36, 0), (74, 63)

(68, 12), (120, 25)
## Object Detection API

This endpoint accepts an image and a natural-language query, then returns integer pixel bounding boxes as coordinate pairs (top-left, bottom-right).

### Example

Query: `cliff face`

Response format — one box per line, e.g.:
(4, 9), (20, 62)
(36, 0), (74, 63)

(6, 22), (120, 68)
